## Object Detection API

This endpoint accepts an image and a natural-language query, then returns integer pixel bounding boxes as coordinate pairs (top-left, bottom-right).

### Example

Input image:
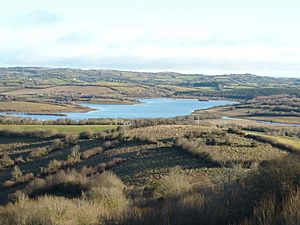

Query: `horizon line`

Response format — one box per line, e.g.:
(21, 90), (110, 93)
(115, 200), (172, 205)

(0, 65), (299, 79)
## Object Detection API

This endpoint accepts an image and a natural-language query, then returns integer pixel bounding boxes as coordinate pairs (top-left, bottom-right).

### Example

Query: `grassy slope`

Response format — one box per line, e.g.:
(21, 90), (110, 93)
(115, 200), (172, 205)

(0, 125), (285, 187)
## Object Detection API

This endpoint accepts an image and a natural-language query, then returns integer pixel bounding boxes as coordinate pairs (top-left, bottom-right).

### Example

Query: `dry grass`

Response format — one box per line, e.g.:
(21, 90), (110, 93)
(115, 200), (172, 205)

(283, 188), (300, 225)
(0, 195), (108, 225)
(155, 167), (193, 198)
(87, 172), (129, 210)
(0, 171), (129, 225)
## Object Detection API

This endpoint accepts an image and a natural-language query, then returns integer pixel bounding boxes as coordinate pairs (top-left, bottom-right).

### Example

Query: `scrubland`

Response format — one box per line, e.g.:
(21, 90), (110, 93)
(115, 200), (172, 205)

(0, 116), (299, 225)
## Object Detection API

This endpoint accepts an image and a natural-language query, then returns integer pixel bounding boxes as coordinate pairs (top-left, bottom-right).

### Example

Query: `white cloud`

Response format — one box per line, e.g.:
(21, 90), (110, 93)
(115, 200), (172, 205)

(0, 1), (299, 77)
(10, 10), (62, 27)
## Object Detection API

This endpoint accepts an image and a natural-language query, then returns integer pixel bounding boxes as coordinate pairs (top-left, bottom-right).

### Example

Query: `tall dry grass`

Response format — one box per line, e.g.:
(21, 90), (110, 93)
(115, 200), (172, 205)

(0, 171), (129, 225)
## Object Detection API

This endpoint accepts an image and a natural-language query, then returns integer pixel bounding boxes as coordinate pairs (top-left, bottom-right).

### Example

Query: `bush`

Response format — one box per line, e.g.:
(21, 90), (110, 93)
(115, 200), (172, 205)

(106, 158), (123, 169)
(103, 140), (119, 149)
(97, 163), (107, 172)
(134, 133), (158, 144)
(28, 147), (48, 159)
(48, 139), (64, 152)
(18, 173), (35, 184)
(174, 137), (218, 166)
(87, 172), (128, 210)
(155, 167), (192, 198)
(0, 172), (129, 225)
(79, 131), (94, 139)
(2, 180), (15, 189)
(26, 169), (88, 198)
(105, 155), (300, 225)
(11, 166), (23, 182)
(66, 145), (81, 165)
(81, 147), (103, 160)
(94, 131), (107, 139)
(0, 129), (54, 139)
(0, 153), (14, 168)
(14, 156), (25, 164)
(64, 134), (79, 145)
(0, 195), (109, 225)
(41, 160), (63, 174)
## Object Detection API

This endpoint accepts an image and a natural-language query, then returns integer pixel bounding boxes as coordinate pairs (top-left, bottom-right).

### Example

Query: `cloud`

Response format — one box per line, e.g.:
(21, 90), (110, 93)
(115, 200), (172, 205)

(2, 48), (299, 77)
(57, 32), (94, 44)
(11, 10), (62, 27)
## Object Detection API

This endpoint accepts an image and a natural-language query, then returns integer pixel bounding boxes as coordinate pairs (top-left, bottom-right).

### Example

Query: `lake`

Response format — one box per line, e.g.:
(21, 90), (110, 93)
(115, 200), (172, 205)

(0, 98), (238, 120)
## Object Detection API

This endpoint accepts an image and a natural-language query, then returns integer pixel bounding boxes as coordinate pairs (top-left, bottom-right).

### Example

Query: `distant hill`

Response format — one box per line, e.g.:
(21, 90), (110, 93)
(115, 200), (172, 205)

(0, 67), (299, 88)
(0, 67), (299, 100)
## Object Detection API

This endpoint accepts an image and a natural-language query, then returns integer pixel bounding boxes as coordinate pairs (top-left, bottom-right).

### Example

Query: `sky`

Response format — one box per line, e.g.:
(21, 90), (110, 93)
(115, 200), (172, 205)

(0, 0), (300, 77)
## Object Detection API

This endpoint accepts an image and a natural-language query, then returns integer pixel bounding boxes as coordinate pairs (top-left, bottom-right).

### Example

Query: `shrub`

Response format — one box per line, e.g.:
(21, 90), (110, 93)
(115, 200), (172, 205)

(3, 180), (15, 188)
(103, 140), (119, 149)
(1, 172), (128, 225)
(0, 129), (54, 139)
(41, 159), (63, 174)
(25, 178), (46, 195)
(48, 139), (64, 152)
(18, 173), (34, 184)
(0, 195), (109, 225)
(79, 131), (94, 139)
(206, 137), (218, 146)
(79, 166), (96, 176)
(155, 167), (192, 198)
(81, 147), (103, 160)
(134, 133), (158, 144)
(228, 127), (243, 135)
(66, 145), (81, 164)
(87, 172), (128, 210)
(224, 134), (237, 146)
(0, 153), (14, 168)
(64, 134), (79, 145)
(11, 166), (23, 182)
(26, 170), (88, 198)
(97, 163), (107, 172)
(94, 131), (107, 139)
(28, 147), (48, 159)
(14, 156), (25, 164)
(105, 158), (124, 169)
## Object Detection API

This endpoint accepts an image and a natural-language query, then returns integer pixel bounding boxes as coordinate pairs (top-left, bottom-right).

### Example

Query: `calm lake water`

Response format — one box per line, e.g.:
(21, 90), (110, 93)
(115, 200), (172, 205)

(0, 98), (238, 120)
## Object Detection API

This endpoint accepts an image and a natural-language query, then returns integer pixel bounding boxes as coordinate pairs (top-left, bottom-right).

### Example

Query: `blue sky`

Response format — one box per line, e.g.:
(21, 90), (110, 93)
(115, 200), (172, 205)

(0, 0), (299, 77)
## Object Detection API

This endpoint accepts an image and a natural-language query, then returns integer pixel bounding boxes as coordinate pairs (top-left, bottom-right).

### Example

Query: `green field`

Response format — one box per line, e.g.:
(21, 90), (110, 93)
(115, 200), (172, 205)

(244, 131), (300, 149)
(0, 124), (118, 134)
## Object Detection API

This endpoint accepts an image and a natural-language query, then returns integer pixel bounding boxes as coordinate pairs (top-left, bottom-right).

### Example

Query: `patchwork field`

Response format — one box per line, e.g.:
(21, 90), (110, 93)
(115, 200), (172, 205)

(203, 95), (300, 125)
(0, 101), (90, 113)
(3, 85), (114, 96)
